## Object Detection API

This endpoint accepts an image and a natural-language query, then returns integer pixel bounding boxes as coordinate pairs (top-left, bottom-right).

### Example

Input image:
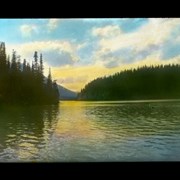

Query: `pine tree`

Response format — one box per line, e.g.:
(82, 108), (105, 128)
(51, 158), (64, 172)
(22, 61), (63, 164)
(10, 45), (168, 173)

(17, 55), (21, 71)
(0, 42), (6, 69)
(0, 42), (7, 102)
(26, 62), (31, 72)
(40, 53), (43, 74)
(23, 59), (27, 72)
(39, 53), (44, 84)
(47, 67), (53, 97)
(32, 61), (35, 73)
(33, 51), (39, 78)
(0, 43), (60, 105)
(6, 55), (10, 71)
(11, 50), (17, 73)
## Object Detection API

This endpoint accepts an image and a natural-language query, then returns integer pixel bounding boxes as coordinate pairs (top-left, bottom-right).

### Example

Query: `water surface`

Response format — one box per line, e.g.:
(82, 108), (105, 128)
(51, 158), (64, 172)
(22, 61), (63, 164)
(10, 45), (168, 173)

(0, 100), (180, 161)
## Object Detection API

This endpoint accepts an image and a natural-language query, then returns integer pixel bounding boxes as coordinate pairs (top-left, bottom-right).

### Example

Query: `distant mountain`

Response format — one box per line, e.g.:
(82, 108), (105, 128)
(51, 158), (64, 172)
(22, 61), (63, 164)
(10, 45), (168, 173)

(57, 85), (77, 100)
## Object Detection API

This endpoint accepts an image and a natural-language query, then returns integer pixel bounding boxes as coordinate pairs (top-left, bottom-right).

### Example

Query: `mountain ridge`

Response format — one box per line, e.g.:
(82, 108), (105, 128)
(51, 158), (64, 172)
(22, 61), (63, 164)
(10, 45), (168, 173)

(57, 84), (77, 100)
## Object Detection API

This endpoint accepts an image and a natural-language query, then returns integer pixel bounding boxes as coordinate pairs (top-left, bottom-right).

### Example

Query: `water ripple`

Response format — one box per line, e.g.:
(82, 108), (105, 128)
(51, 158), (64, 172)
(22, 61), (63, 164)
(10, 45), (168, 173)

(0, 101), (180, 161)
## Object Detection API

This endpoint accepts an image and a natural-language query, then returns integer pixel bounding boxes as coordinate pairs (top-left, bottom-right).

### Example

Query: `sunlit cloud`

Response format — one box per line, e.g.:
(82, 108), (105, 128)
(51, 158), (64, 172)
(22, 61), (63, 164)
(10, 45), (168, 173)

(91, 18), (180, 68)
(6, 40), (81, 67)
(93, 18), (180, 52)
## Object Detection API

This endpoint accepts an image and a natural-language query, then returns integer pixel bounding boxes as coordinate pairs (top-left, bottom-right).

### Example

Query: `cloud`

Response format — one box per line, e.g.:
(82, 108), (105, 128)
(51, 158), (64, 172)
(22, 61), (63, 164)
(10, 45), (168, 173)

(20, 24), (38, 37)
(91, 18), (180, 68)
(98, 18), (180, 52)
(6, 40), (81, 68)
(47, 19), (60, 31)
(43, 50), (78, 67)
(20, 19), (61, 38)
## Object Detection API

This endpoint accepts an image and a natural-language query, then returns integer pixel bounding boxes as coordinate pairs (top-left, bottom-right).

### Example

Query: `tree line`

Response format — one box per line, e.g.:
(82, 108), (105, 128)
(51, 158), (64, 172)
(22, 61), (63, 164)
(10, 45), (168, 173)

(0, 42), (59, 105)
(78, 64), (180, 100)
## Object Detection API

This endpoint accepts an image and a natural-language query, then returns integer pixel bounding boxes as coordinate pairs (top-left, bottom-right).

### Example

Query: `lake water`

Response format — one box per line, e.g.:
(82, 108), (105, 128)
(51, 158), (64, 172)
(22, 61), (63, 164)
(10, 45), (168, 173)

(0, 100), (180, 162)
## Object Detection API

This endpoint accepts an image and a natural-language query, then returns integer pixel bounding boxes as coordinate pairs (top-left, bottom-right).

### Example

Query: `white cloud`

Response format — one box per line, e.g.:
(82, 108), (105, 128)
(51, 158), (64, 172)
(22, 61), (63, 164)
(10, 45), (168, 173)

(6, 40), (81, 68)
(91, 18), (180, 67)
(100, 18), (180, 52)
(20, 24), (38, 37)
(47, 19), (60, 31)
(13, 40), (75, 55)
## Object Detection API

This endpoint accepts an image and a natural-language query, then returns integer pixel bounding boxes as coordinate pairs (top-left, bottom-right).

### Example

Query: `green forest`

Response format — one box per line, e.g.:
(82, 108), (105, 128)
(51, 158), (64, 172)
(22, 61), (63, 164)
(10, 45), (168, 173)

(79, 64), (180, 100)
(0, 42), (59, 105)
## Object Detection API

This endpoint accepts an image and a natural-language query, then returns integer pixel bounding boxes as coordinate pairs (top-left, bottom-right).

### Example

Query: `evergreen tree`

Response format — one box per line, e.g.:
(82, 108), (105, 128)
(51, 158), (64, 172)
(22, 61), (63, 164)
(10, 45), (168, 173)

(31, 61), (35, 75)
(39, 53), (44, 85)
(0, 42), (60, 105)
(26, 62), (31, 72)
(40, 53), (43, 75)
(0, 42), (7, 102)
(17, 55), (21, 71)
(34, 51), (38, 72)
(11, 50), (17, 73)
(6, 55), (10, 70)
(23, 59), (27, 72)
(47, 68), (52, 85)
(0, 42), (6, 70)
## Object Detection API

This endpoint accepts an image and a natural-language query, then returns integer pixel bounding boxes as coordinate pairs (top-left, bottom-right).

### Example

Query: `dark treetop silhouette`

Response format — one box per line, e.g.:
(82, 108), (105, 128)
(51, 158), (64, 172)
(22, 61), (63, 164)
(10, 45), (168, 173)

(0, 42), (59, 105)
(79, 64), (180, 100)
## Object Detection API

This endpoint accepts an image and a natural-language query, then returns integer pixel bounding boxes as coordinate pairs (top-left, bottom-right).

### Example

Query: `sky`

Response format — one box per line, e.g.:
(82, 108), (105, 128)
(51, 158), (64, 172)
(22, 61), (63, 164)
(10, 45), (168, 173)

(1, 18), (180, 92)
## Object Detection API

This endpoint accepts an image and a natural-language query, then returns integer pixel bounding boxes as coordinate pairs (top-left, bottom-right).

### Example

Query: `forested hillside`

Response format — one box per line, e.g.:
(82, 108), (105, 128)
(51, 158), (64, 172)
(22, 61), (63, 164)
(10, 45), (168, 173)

(79, 64), (180, 100)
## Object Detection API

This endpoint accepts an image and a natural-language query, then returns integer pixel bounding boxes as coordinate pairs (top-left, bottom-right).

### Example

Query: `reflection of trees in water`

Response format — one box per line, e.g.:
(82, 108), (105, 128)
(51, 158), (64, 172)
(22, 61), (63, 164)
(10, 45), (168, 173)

(0, 105), (59, 149)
